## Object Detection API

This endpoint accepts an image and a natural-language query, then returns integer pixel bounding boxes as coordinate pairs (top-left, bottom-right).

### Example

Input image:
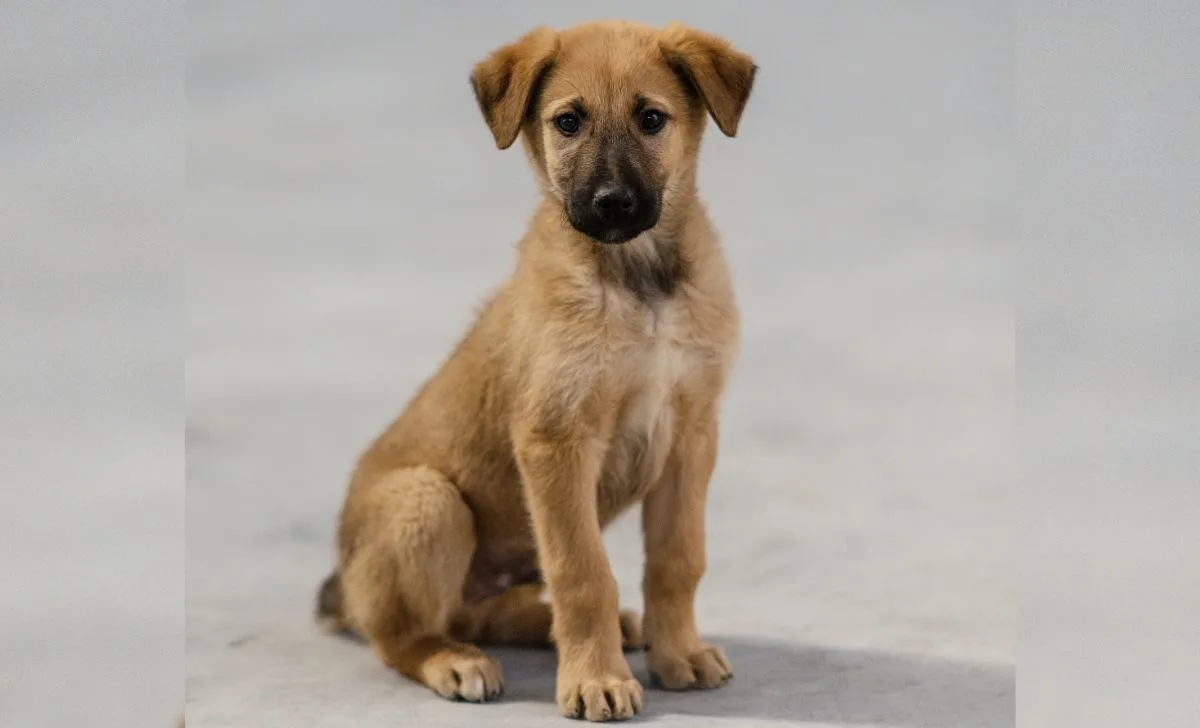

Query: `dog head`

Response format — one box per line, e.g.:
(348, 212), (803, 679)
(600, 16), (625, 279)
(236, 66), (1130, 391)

(470, 21), (756, 245)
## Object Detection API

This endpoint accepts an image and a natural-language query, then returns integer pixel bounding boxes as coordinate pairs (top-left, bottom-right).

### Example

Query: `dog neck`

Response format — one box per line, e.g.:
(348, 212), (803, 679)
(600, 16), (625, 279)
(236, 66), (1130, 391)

(592, 232), (688, 304)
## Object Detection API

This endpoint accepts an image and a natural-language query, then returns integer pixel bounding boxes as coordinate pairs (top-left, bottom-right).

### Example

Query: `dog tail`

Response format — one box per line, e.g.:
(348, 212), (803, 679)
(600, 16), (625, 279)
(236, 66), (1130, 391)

(315, 571), (349, 633)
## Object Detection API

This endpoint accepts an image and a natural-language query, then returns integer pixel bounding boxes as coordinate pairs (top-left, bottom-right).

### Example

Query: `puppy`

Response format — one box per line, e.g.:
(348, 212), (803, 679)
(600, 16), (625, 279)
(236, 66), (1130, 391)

(316, 20), (755, 722)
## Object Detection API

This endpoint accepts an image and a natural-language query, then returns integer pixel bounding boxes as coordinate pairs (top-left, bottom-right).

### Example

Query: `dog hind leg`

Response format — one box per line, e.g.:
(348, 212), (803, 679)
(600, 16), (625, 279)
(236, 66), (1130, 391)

(451, 583), (646, 651)
(339, 466), (504, 702)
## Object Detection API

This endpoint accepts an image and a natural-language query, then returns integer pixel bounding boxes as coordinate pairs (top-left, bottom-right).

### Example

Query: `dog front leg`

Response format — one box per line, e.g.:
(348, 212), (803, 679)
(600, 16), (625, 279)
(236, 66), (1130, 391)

(642, 414), (733, 690)
(515, 431), (643, 722)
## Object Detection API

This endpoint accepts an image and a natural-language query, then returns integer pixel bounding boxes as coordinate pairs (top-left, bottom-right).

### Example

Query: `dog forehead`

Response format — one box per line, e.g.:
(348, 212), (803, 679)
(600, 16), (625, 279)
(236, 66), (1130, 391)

(558, 19), (655, 47)
(546, 23), (678, 104)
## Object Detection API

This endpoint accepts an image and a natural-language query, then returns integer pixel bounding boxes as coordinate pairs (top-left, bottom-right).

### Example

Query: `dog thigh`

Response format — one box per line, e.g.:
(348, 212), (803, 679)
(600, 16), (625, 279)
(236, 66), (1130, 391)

(341, 467), (503, 701)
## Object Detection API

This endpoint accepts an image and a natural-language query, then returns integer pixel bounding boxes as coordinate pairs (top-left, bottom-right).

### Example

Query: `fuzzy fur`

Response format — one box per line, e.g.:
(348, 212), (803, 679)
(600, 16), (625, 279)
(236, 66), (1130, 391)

(317, 19), (755, 722)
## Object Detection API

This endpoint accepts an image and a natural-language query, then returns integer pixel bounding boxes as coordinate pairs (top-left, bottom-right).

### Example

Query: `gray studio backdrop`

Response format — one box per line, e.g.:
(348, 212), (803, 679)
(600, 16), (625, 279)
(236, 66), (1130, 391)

(5, 1), (1196, 727)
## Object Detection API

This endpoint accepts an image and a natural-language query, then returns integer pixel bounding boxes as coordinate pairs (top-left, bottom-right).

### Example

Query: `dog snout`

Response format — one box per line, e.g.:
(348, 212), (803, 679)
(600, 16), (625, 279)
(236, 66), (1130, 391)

(592, 184), (638, 222)
(566, 160), (660, 244)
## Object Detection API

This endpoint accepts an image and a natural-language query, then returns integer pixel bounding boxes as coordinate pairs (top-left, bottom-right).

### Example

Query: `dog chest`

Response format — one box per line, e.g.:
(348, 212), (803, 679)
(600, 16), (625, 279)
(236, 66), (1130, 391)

(601, 304), (699, 497)
(622, 336), (687, 436)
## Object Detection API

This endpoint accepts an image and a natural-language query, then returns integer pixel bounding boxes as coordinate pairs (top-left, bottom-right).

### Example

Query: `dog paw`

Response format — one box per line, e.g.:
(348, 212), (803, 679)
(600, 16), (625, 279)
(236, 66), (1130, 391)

(425, 651), (504, 703)
(557, 670), (643, 721)
(648, 643), (732, 690)
(618, 610), (645, 651)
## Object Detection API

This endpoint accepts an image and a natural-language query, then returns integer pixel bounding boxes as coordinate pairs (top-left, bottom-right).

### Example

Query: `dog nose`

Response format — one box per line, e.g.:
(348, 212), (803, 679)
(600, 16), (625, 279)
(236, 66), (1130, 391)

(592, 185), (637, 220)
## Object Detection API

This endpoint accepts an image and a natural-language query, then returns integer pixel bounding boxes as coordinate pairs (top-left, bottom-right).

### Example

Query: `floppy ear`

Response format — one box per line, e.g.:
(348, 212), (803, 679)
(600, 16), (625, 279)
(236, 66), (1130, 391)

(470, 27), (560, 150)
(659, 23), (757, 137)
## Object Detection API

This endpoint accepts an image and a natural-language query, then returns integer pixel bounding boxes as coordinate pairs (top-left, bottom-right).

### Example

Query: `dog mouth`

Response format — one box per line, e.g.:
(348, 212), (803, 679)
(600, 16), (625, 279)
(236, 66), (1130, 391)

(566, 195), (661, 245)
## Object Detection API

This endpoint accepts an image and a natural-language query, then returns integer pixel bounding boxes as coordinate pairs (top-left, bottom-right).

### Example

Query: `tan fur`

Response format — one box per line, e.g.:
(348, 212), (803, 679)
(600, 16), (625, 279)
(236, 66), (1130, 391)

(318, 20), (754, 721)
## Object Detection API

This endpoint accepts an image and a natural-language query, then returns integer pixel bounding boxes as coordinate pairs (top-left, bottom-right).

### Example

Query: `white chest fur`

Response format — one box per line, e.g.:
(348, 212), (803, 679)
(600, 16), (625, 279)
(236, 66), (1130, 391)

(624, 330), (687, 436)
(602, 298), (698, 495)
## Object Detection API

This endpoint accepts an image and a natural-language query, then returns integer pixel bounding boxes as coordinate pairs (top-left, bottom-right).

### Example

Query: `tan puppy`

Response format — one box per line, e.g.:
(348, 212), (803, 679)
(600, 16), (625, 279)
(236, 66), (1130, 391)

(316, 20), (755, 722)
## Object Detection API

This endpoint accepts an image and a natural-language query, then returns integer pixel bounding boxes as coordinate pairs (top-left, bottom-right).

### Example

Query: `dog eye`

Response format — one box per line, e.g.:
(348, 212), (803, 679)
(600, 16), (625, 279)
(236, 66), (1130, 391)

(554, 113), (581, 136)
(639, 109), (666, 134)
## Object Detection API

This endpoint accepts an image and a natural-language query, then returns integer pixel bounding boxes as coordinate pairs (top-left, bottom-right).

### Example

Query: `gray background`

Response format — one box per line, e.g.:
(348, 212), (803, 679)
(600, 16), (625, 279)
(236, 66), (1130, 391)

(0, 2), (182, 727)
(27, 1), (1200, 727)
(186, 3), (1012, 728)
(1017, 2), (1200, 726)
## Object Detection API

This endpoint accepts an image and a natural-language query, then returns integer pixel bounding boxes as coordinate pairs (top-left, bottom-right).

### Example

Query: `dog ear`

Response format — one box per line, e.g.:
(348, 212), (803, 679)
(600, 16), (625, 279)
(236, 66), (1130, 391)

(470, 27), (560, 150)
(659, 23), (757, 137)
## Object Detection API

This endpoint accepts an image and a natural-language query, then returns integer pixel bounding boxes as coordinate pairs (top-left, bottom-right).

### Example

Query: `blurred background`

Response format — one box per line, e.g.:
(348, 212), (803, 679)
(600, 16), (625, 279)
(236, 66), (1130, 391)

(186, 3), (1012, 727)
(2, 1), (1014, 727)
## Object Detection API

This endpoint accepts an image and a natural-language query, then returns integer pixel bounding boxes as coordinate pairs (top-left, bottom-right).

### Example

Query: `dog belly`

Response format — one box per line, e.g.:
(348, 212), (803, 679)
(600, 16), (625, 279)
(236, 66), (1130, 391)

(462, 543), (540, 603)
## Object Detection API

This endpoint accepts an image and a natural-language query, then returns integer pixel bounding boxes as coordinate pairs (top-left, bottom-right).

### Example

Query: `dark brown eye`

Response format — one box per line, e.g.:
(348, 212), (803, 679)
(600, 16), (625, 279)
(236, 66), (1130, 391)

(554, 112), (581, 136)
(639, 109), (666, 134)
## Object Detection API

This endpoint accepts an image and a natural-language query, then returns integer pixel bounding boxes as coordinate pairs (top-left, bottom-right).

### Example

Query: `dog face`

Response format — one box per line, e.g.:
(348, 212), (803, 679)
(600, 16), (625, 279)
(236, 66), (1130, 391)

(471, 22), (755, 245)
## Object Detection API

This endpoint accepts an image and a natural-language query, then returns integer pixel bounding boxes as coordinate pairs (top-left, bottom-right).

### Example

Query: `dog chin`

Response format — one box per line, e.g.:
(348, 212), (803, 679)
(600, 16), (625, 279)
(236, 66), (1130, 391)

(593, 228), (643, 245)
(567, 217), (653, 245)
